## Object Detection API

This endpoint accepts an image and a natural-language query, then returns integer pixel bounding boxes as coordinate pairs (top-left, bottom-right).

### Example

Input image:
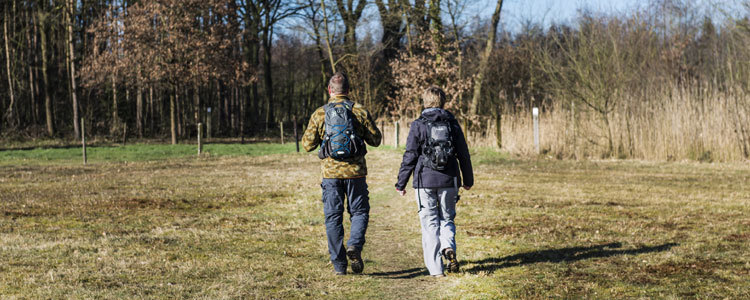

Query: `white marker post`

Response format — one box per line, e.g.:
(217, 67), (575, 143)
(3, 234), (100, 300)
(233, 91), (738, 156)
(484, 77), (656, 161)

(533, 107), (540, 154)
(197, 123), (203, 155)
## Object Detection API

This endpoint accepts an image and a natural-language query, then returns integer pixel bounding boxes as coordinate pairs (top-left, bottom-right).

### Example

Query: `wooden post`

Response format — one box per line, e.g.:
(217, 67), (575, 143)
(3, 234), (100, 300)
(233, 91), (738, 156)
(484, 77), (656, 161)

(533, 107), (540, 154)
(81, 118), (87, 165)
(571, 101), (576, 158)
(394, 121), (400, 148)
(293, 116), (300, 153)
(463, 118), (470, 146)
(495, 109), (502, 149)
(280, 121), (285, 144)
(197, 123), (202, 155)
(207, 107), (212, 139)
(122, 123), (127, 145)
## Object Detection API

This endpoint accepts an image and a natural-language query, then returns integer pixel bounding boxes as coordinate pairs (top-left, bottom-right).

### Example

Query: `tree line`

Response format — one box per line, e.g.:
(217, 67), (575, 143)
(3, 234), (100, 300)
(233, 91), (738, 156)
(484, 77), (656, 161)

(2, 0), (750, 159)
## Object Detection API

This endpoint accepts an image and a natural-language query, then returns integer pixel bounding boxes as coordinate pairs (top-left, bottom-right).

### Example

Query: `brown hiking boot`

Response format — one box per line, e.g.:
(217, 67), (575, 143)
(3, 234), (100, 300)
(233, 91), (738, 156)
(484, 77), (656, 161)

(347, 248), (364, 274)
(442, 248), (459, 273)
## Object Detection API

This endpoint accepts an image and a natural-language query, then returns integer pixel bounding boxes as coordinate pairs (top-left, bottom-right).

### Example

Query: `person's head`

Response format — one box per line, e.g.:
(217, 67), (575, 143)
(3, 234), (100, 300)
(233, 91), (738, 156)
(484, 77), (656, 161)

(328, 72), (350, 96)
(422, 86), (446, 109)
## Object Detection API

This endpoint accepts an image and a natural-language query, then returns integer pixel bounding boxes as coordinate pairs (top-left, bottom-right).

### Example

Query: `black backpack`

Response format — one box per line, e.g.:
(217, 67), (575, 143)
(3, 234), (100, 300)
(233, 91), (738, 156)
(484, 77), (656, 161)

(421, 119), (455, 171)
(319, 100), (366, 160)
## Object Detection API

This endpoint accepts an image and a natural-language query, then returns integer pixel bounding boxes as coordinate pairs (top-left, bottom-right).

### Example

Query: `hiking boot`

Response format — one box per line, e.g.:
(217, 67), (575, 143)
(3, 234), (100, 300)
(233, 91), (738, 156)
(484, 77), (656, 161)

(442, 248), (459, 273)
(347, 248), (364, 274)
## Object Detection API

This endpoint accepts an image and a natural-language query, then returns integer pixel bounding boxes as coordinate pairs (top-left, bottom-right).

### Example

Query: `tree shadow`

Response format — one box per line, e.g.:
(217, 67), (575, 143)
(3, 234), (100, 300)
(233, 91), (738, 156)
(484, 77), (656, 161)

(464, 242), (678, 274)
(0, 144), (86, 151)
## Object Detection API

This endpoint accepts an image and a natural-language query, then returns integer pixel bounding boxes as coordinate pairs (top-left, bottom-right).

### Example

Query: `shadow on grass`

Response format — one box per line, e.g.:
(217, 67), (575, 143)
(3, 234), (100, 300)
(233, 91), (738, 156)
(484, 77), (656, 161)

(464, 242), (678, 274)
(369, 267), (429, 279)
(0, 144), (87, 151)
(369, 242), (677, 278)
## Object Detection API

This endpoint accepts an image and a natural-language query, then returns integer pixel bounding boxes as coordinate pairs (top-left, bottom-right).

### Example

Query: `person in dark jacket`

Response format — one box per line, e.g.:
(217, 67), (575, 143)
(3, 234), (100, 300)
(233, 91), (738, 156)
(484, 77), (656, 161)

(395, 86), (474, 276)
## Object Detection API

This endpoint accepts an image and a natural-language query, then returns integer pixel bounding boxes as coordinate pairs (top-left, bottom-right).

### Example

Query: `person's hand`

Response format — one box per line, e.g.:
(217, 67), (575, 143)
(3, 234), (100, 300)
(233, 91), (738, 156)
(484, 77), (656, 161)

(462, 185), (471, 191)
(396, 188), (406, 196)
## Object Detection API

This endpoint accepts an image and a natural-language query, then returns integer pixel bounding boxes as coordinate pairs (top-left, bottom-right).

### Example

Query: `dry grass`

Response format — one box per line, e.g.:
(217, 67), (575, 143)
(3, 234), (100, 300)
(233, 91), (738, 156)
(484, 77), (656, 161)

(1, 145), (748, 298)
(381, 88), (750, 162)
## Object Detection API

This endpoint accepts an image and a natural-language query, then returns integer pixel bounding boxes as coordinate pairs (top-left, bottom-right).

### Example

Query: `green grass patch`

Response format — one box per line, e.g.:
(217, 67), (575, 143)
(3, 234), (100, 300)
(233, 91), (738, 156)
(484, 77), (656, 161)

(0, 143), (298, 165)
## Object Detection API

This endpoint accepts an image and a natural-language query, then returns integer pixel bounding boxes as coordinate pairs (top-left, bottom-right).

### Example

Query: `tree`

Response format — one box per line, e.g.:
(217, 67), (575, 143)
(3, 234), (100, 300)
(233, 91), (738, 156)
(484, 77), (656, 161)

(375, 0), (405, 63)
(469, 0), (502, 116)
(389, 35), (471, 120)
(67, 0), (81, 139)
(3, 3), (16, 129)
(83, 0), (245, 144)
(38, 5), (54, 136)
(536, 16), (651, 155)
(335, 0), (367, 54)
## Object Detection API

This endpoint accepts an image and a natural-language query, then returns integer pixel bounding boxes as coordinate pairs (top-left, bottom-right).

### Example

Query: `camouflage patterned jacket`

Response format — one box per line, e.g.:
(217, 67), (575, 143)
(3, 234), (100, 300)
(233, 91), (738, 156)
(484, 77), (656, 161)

(302, 96), (382, 179)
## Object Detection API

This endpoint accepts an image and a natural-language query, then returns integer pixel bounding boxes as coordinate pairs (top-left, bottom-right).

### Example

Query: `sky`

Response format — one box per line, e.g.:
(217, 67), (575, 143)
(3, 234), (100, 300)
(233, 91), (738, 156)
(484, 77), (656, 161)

(351, 0), (644, 42)
(278, 0), (747, 46)
(345, 0), (745, 41)
(483, 0), (638, 31)
(468, 0), (744, 32)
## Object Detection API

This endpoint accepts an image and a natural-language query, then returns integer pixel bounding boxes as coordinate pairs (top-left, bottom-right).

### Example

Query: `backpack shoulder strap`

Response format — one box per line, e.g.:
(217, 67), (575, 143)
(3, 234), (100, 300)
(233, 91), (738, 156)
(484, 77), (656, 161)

(343, 99), (354, 108)
(416, 116), (430, 126)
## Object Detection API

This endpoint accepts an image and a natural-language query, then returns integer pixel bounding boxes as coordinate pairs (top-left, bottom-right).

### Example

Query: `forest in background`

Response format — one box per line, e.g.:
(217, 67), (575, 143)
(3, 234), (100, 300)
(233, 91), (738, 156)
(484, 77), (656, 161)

(1, 0), (750, 161)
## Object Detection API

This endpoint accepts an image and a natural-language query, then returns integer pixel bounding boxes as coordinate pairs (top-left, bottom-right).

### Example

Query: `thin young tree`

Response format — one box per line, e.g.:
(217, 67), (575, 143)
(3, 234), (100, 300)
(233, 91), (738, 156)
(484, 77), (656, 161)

(469, 0), (502, 117)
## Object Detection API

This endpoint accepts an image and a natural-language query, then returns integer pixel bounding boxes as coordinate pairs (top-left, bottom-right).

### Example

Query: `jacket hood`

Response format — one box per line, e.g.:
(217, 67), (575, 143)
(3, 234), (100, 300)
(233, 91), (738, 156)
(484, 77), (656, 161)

(421, 108), (455, 122)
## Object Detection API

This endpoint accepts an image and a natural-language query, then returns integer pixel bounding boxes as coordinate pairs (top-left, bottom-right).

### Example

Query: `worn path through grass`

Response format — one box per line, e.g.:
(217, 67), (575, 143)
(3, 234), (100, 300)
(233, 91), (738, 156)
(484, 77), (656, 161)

(1, 144), (749, 298)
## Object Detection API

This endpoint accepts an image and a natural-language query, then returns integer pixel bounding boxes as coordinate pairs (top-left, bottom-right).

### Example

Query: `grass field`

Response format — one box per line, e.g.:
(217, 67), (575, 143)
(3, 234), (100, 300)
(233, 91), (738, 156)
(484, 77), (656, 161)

(1, 144), (748, 298)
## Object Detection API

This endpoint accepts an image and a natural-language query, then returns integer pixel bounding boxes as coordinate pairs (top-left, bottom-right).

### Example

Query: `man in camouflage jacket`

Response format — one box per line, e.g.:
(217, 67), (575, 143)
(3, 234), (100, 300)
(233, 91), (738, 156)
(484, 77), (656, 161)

(302, 72), (382, 275)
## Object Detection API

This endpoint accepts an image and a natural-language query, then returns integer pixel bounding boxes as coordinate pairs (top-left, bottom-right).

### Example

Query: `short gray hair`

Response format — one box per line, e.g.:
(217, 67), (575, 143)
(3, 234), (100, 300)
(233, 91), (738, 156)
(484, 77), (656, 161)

(328, 72), (350, 94)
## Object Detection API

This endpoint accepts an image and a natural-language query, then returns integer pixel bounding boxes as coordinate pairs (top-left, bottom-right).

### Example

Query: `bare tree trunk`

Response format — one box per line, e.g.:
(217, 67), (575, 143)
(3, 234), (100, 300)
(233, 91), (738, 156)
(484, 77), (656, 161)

(216, 80), (223, 134)
(226, 84), (233, 134)
(262, 24), (274, 132)
(111, 74), (119, 133)
(177, 91), (183, 137)
(428, 0), (443, 52)
(3, 10), (16, 128)
(238, 86), (244, 142)
(170, 90), (177, 144)
(40, 11), (53, 136)
(334, 0), (366, 54)
(320, 0), (337, 73)
(469, 0), (503, 116)
(149, 85), (154, 135)
(137, 82), (143, 138)
(26, 8), (37, 125)
(193, 83), (200, 128)
(67, 0), (80, 139)
(495, 105), (502, 149)
(32, 8), (40, 125)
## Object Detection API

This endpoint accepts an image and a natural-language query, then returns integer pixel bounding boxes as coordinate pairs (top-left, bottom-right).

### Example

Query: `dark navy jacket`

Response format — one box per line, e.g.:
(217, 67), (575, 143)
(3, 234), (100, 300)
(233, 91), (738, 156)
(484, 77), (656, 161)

(395, 108), (474, 190)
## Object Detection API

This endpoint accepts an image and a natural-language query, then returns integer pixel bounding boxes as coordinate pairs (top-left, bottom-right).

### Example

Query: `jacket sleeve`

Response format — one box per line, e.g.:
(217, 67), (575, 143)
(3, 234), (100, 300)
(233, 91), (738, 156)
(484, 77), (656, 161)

(453, 121), (474, 187)
(395, 121), (420, 190)
(360, 109), (382, 147)
(301, 109), (323, 152)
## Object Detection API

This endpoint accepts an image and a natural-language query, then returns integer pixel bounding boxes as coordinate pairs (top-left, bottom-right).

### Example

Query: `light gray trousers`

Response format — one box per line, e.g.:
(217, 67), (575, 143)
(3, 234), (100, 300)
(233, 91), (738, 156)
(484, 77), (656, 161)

(416, 187), (458, 275)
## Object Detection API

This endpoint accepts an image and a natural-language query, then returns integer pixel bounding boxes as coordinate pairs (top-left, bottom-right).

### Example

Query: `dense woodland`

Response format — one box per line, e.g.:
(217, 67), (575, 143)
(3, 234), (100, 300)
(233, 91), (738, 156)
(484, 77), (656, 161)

(2, 0), (750, 160)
